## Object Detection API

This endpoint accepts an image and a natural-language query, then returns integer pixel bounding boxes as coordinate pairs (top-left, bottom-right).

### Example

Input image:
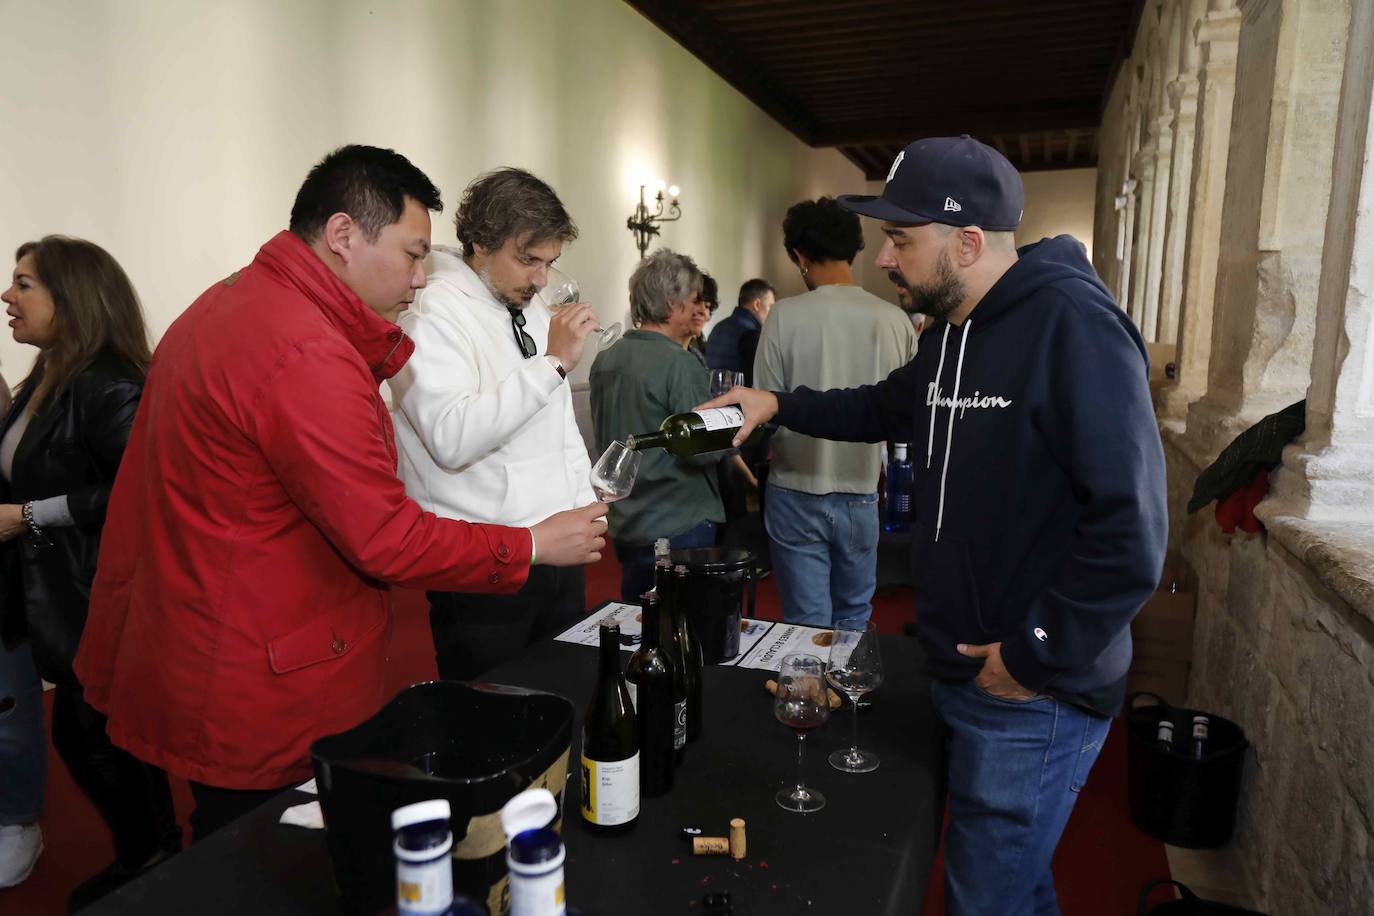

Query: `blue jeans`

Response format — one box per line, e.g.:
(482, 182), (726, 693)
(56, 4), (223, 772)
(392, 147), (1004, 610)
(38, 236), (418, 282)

(0, 639), (47, 826)
(931, 678), (1111, 916)
(763, 484), (878, 628)
(614, 520), (717, 603)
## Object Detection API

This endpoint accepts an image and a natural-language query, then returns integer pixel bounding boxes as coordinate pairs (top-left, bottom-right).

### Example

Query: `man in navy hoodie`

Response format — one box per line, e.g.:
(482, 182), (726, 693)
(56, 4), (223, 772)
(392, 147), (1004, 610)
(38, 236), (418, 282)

(701, 136), (1168, 916)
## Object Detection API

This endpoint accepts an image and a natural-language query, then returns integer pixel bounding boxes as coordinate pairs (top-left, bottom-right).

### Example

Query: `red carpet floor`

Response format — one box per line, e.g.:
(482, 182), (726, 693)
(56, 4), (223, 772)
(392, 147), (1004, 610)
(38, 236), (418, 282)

(3, 550), (1169, 914)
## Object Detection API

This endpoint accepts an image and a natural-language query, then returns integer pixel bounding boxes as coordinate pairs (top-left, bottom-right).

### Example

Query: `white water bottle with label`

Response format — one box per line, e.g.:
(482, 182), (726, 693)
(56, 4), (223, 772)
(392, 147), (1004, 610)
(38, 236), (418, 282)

(626, 408), (764, 455)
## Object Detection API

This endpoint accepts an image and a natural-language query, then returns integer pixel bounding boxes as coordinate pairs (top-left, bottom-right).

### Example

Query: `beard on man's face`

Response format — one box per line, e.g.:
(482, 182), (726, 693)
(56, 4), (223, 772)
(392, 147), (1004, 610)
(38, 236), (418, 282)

(478, 264), (538, 309)
(888, 252), (964, 321)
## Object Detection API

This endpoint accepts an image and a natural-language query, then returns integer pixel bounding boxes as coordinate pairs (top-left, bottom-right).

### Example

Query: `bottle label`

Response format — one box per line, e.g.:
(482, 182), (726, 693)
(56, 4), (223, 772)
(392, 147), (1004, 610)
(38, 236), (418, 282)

(580, 753), (640, 826)
(510, 865), (566, 916)
(396, 856), (453, 916)
(674, 700), (687, 750)
(695, 406), (744, 432)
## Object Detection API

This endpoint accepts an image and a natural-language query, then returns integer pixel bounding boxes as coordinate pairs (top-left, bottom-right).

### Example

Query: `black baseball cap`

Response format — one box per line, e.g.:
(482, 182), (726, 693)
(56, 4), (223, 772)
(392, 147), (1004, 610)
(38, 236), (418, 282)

(837, 135), (1024, 231)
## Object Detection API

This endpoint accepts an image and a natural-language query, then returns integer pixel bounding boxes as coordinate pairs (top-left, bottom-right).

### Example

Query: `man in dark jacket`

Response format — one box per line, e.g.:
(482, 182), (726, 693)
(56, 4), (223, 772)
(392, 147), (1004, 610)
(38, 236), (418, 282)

(705, 278), (774, 386)
(700, 136), (1168, 916)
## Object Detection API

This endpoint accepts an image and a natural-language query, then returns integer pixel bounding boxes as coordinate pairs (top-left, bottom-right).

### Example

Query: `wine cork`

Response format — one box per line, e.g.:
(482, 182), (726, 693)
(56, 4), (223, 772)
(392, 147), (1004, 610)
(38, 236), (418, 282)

(692, 836), (730, 856)
(728, 818), (746, 860)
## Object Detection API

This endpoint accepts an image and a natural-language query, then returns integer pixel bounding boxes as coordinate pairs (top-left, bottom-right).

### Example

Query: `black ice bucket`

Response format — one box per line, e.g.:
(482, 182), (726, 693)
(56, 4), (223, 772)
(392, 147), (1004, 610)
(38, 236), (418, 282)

(670, 547), (757, 663)
(310, 681), (573, 916)
(1125, 693), (1248, 849)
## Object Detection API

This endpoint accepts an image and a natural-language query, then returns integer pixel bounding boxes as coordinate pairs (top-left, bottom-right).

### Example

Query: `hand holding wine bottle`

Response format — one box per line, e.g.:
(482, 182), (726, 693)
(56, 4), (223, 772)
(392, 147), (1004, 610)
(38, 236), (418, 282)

(692, 386), (780, 449)
(528, 502), (609, 567)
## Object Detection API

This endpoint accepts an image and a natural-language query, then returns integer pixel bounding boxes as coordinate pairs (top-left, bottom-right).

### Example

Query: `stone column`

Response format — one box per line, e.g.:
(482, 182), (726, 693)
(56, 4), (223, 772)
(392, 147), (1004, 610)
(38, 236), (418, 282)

(1259, 0), (1374, 523)
(1159, 1), (1243, 423)
(1156, 0), (1209, 354)
(1157, 77), (1199, 350)
(1128, 143), (1158, 329)
(1141, 113), (1175, 341)
(1182, 0), (1350, 462)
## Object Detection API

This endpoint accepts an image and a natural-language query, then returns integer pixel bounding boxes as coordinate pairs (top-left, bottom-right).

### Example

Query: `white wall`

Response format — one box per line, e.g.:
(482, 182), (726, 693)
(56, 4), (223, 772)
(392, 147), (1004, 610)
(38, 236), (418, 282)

(0, 0), (868, 386)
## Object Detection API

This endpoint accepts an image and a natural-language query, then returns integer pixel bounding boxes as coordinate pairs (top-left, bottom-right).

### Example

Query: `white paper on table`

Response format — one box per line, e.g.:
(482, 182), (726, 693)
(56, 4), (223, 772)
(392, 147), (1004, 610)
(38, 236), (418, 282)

(280, 801), (324, 830)
(733, 622), (834, 671)
(295, 777), (318, 795)
(558, 605), (829, 673)
(555, 602), (642, 646)
(720, 618), (777, 666)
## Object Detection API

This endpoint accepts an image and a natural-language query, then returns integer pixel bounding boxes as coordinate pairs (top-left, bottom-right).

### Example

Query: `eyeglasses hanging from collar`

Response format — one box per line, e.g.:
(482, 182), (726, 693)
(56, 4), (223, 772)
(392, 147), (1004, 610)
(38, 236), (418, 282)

(507, 305), (537, 359)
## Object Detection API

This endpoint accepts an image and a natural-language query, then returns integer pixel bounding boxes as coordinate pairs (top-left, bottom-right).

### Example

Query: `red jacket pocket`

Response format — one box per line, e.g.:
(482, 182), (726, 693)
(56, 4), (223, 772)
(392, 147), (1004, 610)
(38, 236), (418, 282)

(266, 601), (388, 675)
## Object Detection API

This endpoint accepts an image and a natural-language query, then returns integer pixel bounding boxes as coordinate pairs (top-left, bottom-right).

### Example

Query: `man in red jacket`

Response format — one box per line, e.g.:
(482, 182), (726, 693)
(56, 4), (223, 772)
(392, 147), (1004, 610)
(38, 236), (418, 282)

(74, 145), (607, 851)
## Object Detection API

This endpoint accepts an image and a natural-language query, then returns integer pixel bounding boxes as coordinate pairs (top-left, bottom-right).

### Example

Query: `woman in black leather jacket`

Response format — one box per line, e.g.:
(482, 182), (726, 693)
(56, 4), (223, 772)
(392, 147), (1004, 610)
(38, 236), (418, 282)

(0, 236), (179, 909)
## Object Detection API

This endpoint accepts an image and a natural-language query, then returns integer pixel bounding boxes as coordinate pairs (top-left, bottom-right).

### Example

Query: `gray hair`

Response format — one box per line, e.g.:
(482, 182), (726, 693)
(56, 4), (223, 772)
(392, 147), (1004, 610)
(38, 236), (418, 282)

(629, 249), (703, 326)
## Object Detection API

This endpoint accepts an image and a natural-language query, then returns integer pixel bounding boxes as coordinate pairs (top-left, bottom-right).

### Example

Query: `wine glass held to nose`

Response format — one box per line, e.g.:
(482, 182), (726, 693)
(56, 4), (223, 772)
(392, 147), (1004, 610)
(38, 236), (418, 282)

(542, 265), (623, 352)
(693, 386), (780, 448)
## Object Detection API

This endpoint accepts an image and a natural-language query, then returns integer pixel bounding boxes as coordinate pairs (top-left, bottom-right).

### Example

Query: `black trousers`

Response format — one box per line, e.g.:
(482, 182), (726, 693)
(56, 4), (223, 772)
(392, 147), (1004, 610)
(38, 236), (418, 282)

(188, 781), (291, 843)
(428, 565), (586, 681)
(50, 683), (180, 868)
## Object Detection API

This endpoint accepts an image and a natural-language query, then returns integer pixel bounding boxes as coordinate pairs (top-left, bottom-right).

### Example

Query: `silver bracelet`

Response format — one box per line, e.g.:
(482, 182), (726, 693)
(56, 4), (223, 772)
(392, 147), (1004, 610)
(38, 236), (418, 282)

(21, 501), (51, 546)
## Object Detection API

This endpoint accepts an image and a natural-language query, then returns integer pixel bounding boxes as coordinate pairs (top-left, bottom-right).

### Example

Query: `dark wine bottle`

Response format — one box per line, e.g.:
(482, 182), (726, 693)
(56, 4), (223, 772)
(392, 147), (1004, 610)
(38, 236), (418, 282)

(626, 408), (765, 456)
(655, 562), (689, 764)
(624, 593), (675, 796)
(580, 623), (639, 833)
(673, 564), (705, 744)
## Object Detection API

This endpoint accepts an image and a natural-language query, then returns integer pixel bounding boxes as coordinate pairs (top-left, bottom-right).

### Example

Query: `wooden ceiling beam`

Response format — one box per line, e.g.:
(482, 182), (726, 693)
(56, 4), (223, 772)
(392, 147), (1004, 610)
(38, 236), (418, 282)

(624, 0), (819, 142)
(809, 109), (1102, 147)
(713, 0), (1126, 30)
(736, 20), (1130, 52)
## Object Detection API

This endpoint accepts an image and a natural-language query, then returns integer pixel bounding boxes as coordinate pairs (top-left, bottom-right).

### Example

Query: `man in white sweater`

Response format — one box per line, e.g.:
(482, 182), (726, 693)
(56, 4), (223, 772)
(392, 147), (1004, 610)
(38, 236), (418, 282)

(391, 168), (602, 679)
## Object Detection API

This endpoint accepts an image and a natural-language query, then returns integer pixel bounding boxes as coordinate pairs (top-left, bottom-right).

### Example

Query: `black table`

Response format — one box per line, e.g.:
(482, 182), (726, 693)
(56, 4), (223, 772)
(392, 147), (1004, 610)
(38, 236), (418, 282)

(88, 633), (946, 915)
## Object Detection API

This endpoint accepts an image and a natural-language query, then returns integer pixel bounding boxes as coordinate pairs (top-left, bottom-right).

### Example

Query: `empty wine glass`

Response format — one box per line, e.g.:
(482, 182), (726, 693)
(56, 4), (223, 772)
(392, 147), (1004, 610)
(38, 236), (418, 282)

(543, 265), (623, 349)
(825, 620), (884, 773)
(773, 653), (830, 813)
(590, 440), (641, 503)
(708, 369), (744, 399)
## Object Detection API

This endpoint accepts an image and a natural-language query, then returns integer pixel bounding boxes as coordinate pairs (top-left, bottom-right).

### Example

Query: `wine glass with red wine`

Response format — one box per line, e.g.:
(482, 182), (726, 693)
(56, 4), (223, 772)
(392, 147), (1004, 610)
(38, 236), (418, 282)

(773, 652), (830, 813)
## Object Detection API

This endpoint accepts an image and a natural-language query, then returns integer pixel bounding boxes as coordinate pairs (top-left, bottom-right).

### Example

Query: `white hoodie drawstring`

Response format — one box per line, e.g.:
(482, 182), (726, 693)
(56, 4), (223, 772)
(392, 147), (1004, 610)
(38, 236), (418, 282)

(934, 320), (971, 543)
(926, 324), (952, 469)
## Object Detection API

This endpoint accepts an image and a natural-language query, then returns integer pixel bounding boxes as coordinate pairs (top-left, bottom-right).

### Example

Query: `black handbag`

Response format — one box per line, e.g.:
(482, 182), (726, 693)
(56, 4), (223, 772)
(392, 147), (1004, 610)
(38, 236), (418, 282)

(1139, 879), (1270, 915)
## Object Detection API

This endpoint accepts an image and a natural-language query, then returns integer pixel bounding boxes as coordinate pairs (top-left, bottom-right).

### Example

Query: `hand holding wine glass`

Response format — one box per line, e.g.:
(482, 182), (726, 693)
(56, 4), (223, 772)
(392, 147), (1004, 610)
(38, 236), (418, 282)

(773, 653), (830, 813)
(826, 620), (884, 773)
(543, 265), (622, 350)
(527, 502), (608, 567)
(590, 441), (641, 503)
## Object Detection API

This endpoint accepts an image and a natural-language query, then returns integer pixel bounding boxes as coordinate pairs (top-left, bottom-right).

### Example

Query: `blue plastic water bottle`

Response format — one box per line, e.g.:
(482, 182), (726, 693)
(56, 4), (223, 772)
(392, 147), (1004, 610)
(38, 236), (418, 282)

(883, 443), (913, 533)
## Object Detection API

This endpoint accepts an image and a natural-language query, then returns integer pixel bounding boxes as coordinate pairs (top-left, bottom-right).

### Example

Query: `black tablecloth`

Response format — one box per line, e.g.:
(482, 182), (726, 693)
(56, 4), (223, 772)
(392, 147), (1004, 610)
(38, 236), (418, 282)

(86, 630), (946, 916)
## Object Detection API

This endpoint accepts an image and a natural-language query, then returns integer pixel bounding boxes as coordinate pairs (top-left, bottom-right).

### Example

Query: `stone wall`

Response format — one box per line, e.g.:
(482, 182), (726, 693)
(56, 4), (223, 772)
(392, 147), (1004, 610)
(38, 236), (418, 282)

(1097, 0), (1374, 911)
(1166, 440), (1374, 913)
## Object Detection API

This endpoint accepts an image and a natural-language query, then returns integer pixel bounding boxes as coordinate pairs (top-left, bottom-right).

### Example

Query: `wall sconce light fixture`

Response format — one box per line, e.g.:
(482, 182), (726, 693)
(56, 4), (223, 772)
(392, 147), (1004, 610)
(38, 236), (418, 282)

(626, 180), (682, 259)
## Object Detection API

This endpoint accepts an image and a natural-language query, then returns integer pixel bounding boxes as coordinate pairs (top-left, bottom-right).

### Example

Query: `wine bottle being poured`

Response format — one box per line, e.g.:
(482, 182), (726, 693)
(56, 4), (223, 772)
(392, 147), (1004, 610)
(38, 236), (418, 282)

(626, 408), (765, 455)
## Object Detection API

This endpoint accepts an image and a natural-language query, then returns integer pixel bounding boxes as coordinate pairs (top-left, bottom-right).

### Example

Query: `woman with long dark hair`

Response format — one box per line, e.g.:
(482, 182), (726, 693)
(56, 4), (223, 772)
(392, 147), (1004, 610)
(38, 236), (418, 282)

(0, 236), (178, 909)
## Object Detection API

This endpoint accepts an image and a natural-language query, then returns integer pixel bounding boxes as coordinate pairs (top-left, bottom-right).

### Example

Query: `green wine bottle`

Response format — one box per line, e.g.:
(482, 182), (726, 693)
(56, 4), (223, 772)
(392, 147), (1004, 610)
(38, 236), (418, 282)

(626, 408), (765, 455)
(673, 564), (705, 744)
(580, 622), (639, 833)
(654, 561), (689, 765)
